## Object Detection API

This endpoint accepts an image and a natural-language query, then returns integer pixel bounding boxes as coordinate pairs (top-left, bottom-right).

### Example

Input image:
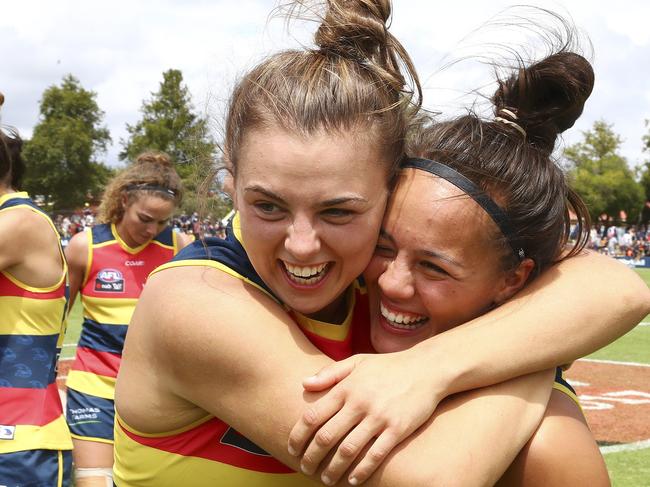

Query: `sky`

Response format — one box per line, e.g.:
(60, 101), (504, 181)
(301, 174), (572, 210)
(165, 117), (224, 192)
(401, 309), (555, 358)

(1, 0), (649, 169)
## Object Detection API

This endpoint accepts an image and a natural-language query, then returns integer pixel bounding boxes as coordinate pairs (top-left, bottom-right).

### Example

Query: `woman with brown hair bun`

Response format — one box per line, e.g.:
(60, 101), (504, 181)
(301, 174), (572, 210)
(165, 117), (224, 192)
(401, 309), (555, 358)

(0, 94), (73, 486)
(114, 2), (648, 486)
(64, 151), (192, 486)
(291, 50), (615, 485)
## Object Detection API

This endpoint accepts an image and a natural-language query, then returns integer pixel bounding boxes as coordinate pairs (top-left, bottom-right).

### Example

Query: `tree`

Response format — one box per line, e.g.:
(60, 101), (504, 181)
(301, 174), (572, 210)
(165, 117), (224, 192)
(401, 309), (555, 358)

(565, 120), (644, 224)
(22, 75), (112, 210)
(120, 69), (229, 216)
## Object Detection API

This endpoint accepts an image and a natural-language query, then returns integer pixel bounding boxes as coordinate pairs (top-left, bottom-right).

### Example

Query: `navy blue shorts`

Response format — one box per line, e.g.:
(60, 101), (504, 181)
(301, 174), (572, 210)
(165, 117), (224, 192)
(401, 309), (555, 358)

(66, 388), (115, 443)
(0, 448), (72, 486)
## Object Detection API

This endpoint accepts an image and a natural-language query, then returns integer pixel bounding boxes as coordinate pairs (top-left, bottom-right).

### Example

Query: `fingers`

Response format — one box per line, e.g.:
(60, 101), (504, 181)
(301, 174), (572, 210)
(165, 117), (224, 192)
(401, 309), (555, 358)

(298, 407), (366, 476)
(318, 419), (384, 486)
(346, 430), (402, 485)
(288, 392), (344, 457)
(302, 358), (356, 392)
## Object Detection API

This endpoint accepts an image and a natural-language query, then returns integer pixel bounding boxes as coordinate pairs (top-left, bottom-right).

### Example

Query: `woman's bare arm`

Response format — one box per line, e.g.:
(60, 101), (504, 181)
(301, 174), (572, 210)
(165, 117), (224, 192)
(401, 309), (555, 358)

(289, 251), (649, 481)
(118, 266), (554, 486)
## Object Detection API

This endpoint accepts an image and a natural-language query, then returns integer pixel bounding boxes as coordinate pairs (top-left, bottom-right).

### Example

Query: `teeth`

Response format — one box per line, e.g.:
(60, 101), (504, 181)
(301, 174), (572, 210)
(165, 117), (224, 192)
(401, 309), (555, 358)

(380, 302), (427, 330)
(283, 262), (328, 284)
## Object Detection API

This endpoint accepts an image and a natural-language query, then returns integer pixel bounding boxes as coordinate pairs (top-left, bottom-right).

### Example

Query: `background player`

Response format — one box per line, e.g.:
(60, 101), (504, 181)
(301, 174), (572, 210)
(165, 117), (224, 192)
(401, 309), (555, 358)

(0, 92), (73, 486)
(64, 151), (192, 486)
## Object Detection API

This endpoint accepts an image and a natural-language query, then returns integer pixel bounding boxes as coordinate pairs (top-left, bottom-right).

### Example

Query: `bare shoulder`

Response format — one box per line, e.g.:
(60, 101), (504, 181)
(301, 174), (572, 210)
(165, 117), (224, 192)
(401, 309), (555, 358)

(175, 231), (194, 250)
(64, 230), (89, 267)
(498, 389), (610, 486)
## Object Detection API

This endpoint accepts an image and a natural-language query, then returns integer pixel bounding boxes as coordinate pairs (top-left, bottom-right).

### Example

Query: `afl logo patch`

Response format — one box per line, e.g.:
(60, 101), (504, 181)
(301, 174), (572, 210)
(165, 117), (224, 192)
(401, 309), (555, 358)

(95, 268), (125, 292)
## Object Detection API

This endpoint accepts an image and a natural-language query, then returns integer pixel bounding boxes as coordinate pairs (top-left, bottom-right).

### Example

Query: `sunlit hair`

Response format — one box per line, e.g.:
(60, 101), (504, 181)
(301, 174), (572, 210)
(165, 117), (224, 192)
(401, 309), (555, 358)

(223, 0), (421, 184)
(408, 49), (593, 279)
(98, 151), (183, 224)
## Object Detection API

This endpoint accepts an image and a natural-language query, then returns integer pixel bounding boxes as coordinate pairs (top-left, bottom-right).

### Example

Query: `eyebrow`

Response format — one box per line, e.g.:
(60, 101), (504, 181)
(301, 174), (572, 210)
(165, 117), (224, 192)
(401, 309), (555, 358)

(244, 185), (368, 207)
(379, 228), (464, 268)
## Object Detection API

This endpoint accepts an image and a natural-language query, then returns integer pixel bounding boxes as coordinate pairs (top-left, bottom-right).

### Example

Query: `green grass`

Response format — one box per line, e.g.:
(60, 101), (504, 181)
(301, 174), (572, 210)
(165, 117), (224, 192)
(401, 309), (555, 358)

(605, 448), (650, 487)
(588, 325), (650, 363)
(62, 299), (83, 359)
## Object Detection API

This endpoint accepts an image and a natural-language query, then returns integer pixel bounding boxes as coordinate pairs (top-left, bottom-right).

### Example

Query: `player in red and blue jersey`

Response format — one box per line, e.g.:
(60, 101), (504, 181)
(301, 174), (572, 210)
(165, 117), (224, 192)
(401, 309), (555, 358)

(64, 152), (192, 487)
(0, 102), (73, 486)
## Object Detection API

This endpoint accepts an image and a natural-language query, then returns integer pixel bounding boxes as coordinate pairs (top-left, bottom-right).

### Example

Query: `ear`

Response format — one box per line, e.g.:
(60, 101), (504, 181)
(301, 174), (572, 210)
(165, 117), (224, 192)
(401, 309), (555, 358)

(494, 258), (535, 305)
(120, 192), (129, 209)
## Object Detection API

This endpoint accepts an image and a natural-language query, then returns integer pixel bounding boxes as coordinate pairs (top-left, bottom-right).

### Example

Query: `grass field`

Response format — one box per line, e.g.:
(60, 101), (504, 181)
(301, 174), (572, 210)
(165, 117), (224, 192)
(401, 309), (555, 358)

(61, 268), (650, 486)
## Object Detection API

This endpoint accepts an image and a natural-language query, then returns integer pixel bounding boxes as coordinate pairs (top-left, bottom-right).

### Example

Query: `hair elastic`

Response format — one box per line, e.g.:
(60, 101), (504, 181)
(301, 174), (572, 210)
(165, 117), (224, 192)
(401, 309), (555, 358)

(495, 108), (526, 138)
(125, 183), (177, 197)
(401, 157), (525, 261)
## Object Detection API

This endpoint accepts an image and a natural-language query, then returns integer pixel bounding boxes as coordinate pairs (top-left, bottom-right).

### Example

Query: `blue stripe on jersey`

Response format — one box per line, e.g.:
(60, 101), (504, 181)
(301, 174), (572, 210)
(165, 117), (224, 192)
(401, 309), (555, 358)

(154, 226), (173, 246)
(0, 448), (73, 486)
(77, 319), (128, 354)
(554, 367), (576, 395)
(0, 334), (59, 388)
(0, 196), (44, 213)
(172, 228), (274, 299)
(92, 224), (115, 244)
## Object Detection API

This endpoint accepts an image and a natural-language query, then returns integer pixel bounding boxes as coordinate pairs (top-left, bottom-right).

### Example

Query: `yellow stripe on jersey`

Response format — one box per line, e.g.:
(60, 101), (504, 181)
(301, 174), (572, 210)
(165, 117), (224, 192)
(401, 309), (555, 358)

(0, 416), (73, 454)
(552, 381), (583, 414)
(152, 260), (280, 305)
(292, 285), (355, 341)
(113, 421), (319, 487)
(1, 266), (66, 294)
(82, 295), (138, 325)
(66, 370), (116, 400)
(0, 295), (68, 335)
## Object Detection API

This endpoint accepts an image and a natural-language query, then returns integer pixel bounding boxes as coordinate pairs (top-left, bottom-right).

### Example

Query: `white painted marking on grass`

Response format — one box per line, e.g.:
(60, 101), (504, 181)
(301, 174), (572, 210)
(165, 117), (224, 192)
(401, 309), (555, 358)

(600, 439), (650, 454)
(639, 322), (650, 327)
(579, 358), (650, 368)
(62, 343), (76, 348)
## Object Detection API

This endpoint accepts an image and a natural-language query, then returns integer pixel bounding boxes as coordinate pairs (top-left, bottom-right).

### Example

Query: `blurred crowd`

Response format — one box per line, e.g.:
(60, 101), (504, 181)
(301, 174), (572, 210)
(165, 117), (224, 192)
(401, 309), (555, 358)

(585, 224), (649, 259)
(53, 209), (227, 246)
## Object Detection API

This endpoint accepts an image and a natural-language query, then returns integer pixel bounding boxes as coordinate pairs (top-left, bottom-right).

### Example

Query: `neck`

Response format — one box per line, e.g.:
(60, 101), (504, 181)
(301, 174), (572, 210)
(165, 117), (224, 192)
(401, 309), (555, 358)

(114, 221), (141, 249)
(0, 183), (15, 197)
(306, 291), (349, 324)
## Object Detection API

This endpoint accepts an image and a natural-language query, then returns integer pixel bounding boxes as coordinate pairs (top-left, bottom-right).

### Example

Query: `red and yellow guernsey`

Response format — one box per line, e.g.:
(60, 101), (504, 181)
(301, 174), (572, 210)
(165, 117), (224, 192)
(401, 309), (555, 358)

(113, 213), (371, 486)
(0, 192), (72, 453)
(65, 223), (180, 404)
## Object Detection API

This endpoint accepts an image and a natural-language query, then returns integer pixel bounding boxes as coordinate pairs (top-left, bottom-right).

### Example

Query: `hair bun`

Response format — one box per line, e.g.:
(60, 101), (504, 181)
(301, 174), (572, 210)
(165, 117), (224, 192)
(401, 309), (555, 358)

(0, 92), (5, 107)
(134, 151), (173, 168)
(493, 51), (594, 153)
(314, 0), (391, 60)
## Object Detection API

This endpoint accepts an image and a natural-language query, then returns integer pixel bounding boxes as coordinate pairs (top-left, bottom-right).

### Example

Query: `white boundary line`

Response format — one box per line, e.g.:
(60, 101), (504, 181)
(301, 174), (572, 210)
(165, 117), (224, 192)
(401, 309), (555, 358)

(639, 322), (650, 327)
(578, 358), (650, 368)
(600, 439), (650, 454)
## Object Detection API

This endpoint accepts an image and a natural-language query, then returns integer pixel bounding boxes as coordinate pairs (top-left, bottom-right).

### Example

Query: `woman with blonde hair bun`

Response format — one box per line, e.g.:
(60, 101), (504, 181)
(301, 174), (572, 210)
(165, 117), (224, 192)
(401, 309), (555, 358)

(64, 151), (192, 486)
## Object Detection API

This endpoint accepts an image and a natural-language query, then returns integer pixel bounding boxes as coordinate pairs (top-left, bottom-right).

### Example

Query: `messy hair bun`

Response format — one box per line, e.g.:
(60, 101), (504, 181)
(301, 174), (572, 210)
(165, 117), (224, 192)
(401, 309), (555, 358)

(98, 151), (183, 224)
(492, 51), (594, 154)
(224, 0), (420, 181)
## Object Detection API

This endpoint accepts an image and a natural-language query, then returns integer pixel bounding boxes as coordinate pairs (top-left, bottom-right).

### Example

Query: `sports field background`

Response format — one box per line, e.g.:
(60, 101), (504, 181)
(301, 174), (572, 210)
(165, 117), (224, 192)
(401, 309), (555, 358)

(60, 268), (650, 486)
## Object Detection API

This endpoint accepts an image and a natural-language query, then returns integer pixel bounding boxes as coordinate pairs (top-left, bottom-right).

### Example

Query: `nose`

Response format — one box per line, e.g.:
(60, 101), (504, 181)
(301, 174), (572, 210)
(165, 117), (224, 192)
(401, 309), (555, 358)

(284, 214), (321, 261)
(378, 256), (415, 300)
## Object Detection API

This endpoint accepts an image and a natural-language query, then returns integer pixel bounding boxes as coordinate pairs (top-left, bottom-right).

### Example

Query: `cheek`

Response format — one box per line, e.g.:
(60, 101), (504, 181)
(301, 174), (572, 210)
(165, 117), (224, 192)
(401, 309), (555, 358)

(363, 255), (386, 284)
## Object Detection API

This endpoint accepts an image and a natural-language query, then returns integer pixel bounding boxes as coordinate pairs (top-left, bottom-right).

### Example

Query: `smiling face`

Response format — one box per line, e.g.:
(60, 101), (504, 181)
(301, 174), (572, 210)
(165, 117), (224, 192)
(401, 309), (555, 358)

(365, 169), (529, 353)
(116, 193), (176, 248)
(232, 126), (390, 320)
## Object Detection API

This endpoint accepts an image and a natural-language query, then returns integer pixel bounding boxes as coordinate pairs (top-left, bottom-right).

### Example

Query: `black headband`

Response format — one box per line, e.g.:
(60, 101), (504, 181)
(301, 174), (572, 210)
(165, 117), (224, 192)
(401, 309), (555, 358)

(401, 157), (525, 261)
(125, 184), (177, 197)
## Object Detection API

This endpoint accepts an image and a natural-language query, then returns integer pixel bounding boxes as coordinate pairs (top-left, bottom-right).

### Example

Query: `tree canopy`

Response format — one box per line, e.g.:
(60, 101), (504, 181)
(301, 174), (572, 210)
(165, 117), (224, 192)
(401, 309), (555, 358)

(565, 120), (644, 224)
(120, 69), (229, 216)
(22, 75), (112, 210)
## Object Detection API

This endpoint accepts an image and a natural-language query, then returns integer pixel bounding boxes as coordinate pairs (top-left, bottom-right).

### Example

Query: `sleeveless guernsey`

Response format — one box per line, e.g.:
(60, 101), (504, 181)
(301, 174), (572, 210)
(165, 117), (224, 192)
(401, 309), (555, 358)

(0, 192), (72, 454)
(114, 214), (370, 486)
(66, 223), (179, 400)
